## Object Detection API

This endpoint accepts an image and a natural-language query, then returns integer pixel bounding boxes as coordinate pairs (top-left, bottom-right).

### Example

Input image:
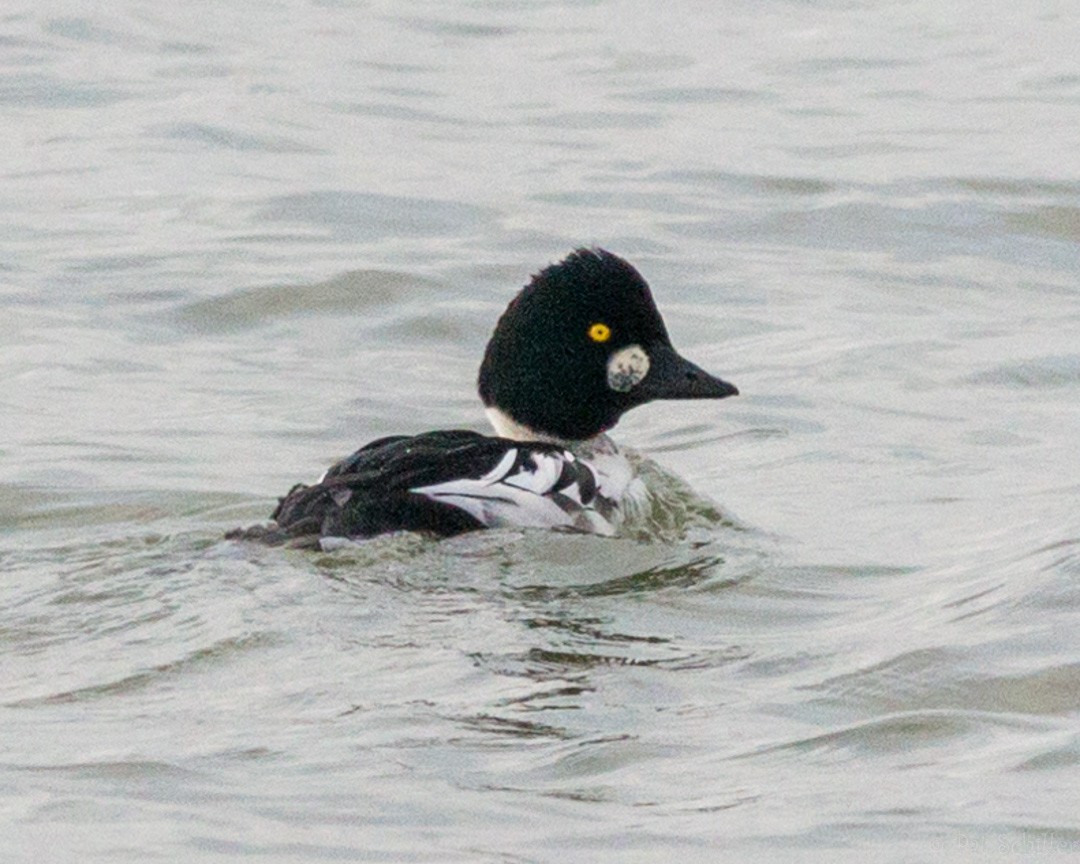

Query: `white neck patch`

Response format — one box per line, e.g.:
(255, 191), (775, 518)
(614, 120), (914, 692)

(485, 407), (567, 443)
(606, 344), (650, 392)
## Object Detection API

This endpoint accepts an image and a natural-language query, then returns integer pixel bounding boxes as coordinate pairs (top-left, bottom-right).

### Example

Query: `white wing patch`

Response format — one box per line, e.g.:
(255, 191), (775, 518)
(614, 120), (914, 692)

(502, 450), (562, 493)
(412, 446), (619, 536)
(478, 448), (519, 483)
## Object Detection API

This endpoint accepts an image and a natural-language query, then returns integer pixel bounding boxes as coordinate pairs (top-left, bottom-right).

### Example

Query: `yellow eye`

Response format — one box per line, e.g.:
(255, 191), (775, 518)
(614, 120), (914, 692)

(588, 322), (612, 343)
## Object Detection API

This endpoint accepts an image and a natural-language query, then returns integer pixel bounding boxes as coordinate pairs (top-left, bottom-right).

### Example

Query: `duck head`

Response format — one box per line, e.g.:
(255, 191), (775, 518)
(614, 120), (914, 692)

(478, 248), (738, 442)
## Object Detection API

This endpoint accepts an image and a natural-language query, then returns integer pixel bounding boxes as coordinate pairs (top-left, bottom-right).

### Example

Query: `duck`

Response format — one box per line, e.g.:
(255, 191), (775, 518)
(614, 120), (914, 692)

(235, 248), (738, 546)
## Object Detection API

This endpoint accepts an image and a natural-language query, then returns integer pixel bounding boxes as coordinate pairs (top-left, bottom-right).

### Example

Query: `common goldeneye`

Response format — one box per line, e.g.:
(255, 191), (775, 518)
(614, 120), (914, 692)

(238, 248), (738, 545)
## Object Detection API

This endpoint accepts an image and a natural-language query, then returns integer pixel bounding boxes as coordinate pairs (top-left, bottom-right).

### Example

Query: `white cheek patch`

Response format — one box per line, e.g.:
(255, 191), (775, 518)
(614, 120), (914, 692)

(606, 344), (650, 392)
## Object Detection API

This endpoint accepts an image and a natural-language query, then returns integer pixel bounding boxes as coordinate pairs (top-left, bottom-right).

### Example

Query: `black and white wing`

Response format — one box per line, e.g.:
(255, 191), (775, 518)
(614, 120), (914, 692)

(412, 443), (618, 535)
(255, 430), (617, 543)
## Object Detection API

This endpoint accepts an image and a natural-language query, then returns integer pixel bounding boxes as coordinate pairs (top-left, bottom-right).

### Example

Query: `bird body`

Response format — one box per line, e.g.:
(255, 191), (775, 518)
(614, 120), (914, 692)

(236, 249), (737, 546)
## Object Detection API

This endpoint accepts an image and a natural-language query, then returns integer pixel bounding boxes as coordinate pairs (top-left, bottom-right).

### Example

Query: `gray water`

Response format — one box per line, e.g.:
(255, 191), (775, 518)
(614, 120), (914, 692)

(3, 1), (1080, 861)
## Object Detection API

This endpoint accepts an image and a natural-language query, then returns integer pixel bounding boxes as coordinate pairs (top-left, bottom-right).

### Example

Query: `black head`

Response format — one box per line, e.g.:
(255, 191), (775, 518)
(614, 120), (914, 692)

(478, 248), (738, 441)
